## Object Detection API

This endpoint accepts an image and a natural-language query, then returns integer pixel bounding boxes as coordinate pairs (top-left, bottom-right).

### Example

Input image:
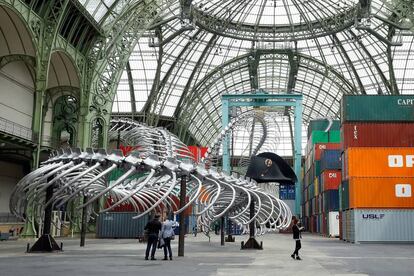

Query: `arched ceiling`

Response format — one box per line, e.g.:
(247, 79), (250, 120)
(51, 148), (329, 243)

(108, 0), (414, 147)
(0, 5), (35, 57)
(47, 51), (80, 89)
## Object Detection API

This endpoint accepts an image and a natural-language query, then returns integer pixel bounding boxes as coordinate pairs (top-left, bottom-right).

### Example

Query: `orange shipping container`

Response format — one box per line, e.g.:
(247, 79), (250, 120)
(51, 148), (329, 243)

(349, 177), (414, 209)
(344, 147), (414, 179)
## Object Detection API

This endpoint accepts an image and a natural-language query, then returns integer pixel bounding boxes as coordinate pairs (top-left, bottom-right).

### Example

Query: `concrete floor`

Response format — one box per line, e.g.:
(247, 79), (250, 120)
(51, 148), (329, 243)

(0, 233), (413, 276)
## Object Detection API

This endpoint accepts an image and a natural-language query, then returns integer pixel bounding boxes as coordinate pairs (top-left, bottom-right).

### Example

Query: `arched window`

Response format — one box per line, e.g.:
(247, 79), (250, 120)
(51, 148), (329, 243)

(52, 95), (78, 148)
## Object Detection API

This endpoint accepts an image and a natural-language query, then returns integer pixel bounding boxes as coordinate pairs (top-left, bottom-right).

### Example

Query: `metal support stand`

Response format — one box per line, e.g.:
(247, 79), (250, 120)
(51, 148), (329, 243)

(220, 216), (225, 246)
(241, 199), (262, 250)
(80, 196), (87, 247)
(178, 175), (187, 257)
(28, 183), (62, 253)
(225, 217), (235, 242)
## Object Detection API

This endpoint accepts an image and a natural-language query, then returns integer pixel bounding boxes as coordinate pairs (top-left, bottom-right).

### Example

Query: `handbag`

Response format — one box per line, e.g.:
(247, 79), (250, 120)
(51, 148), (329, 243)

(157, 238), (165, 248)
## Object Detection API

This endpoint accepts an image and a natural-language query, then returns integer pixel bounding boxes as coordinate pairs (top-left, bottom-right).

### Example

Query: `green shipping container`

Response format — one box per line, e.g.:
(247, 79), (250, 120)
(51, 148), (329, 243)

(307, 119), (340, 138)
(328, 130), (341, 143)
(314, 161), (321, 178)
(308, 131), (329, 146)
(340, 181), (349, 211)
(341, 95), (414, 122)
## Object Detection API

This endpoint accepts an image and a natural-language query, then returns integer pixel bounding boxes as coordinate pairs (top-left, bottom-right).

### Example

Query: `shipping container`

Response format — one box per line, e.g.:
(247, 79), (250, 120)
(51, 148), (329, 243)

(323, 190), (339, 212)
(340, 181), (349, 211)
(303, 170), (309, 186)
(316, 214), (322, 234)
(320, 150), (341, 171)
(328, 211), (340, 237)
(343, 147), (414, 179)
(307, 131), (329, 153)
(345, 209), (414, 243)
(311, 143), (341, 162)
(309, 161), (321, 182)
(304, 186), (309, 202)
(307, 119), (341, 138)
(341, 122), (414, 149)
(310, 215), (317, 233)
(318, 194), (323, 214)
(304, 216), (309, 231)
(317, 175), (322, 195)
(341, 95), (414, 123)
(329, 131), (341, 143)
(305, 201), (310, 217)
(321, 170), (341, 191)
(338, 211), (343, 240)
(322, 212), (327, 235)
(309, 183), (315, 200)
(347, 177), (414, 209)
(341, 210), (349, 241)
(97, 212), (148, 238)
(311, 197), (315, 215)
(345, 209), (354, 242)
(314, 177), (319, 196)
(306, 132), (341, 154)
(305, 155), (312, 172)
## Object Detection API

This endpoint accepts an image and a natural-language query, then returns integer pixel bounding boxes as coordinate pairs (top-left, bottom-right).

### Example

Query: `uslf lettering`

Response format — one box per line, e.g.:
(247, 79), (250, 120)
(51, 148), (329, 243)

(362, 214), (385, 220)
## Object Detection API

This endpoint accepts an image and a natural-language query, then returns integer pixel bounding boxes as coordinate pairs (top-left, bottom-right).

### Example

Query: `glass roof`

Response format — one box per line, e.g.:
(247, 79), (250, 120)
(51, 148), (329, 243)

(192, 0), (359, 41)
(193, 0), (357, 26)
(112, 0), (414, 156)
(77, 0), (134, 26)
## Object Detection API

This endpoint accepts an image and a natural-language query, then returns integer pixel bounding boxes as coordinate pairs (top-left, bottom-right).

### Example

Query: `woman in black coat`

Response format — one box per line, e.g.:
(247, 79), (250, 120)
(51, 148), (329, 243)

(291, 218), (305, 260)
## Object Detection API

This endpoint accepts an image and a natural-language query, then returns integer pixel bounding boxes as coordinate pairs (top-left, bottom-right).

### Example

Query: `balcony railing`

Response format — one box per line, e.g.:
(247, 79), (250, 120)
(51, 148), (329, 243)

(0, 116), (34, 142)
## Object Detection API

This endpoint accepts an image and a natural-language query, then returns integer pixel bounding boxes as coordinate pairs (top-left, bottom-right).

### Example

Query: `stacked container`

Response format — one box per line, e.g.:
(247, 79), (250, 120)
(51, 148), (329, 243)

(340, 95), (414, 243)
(302, 119), (341, 235)
(319, 149), (341, 237)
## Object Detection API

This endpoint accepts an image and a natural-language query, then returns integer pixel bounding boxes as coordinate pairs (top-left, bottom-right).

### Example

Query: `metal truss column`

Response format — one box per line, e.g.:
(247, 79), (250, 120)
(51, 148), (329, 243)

(221, 98), (230, 173)
(294, 98), (303, 217)
(24, 0), (71, 239)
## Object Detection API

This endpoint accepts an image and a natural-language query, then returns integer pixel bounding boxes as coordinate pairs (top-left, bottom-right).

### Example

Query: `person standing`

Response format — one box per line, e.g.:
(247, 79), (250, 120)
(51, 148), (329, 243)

(144, 214), (162, 260)
(291, 219), (305, 260)
(160, 217), (175, 260)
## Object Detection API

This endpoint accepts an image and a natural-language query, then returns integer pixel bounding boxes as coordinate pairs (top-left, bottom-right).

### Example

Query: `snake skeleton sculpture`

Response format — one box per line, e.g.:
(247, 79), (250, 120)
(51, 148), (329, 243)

(10, 114), (294, 250)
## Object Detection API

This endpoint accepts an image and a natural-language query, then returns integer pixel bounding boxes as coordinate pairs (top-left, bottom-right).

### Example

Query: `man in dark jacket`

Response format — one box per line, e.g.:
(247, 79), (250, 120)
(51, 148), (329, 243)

(291, 218), (305, 260)
(144, 214), (162, 260)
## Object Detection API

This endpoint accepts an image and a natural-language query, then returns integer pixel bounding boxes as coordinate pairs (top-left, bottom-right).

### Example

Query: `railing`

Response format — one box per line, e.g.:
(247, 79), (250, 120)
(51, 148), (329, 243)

(0, 116), (34, 142)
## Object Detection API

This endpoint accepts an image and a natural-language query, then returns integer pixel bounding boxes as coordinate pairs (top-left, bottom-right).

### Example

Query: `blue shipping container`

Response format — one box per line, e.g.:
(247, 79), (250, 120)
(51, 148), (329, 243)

(97, 212), (148, 238)
(320, 150), (341, 171)
(323, 190), (339, 212)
